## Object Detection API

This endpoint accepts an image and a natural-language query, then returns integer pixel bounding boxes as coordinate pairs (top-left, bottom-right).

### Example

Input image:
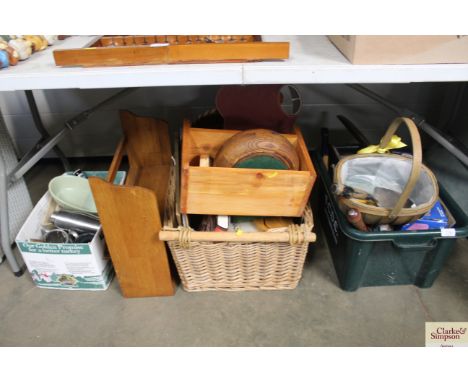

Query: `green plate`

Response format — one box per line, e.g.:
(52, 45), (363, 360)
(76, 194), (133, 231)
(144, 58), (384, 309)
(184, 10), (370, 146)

(234, 155), (288, 170)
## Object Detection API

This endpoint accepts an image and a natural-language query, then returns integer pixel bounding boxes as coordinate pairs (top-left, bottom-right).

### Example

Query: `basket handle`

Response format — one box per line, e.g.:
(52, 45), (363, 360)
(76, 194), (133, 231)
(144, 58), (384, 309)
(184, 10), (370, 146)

(159, 229), (317, 243)
(379, 117), (422, 219)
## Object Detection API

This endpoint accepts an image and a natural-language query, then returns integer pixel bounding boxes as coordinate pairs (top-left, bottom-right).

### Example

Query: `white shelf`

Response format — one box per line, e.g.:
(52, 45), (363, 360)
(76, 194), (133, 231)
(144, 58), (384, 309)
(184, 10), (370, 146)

(247, 36), (468, 84)
(0, 36), (244, 91)
(1, 35), (468, 91)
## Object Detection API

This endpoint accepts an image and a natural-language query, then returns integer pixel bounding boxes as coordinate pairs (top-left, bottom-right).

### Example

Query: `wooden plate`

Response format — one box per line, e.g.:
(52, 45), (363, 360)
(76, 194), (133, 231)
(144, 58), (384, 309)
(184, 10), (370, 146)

(213, 129), (300, 170)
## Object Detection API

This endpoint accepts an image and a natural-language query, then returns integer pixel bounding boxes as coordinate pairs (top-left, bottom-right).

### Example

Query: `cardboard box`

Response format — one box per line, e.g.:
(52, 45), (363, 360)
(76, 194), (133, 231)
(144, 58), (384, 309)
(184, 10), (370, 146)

(15, 171), (125, 291)
(328, 35), (468, 64)
(16, 193), (112, 290)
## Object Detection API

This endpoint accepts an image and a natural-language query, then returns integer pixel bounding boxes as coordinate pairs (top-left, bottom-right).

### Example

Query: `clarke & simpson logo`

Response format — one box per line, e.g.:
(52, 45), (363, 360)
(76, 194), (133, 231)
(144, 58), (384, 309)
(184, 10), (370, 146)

(425, 322), (468, 347)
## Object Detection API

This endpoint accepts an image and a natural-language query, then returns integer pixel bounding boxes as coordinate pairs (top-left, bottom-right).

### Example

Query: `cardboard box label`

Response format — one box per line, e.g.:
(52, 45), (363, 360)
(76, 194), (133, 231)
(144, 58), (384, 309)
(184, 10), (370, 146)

(18, 242), (92, 255)
(29, 262), (114, 290)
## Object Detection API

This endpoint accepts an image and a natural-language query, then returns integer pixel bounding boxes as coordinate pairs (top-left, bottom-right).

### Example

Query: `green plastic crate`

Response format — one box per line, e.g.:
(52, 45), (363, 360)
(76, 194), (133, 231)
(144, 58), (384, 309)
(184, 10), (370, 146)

(312, 151), (468, 291)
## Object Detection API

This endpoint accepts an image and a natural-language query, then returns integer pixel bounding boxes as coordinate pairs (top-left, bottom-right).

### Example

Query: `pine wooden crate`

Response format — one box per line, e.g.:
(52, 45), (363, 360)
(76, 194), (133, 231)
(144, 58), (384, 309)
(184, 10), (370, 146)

(53, 35), (289, 67)
(180, 120), (317, 217)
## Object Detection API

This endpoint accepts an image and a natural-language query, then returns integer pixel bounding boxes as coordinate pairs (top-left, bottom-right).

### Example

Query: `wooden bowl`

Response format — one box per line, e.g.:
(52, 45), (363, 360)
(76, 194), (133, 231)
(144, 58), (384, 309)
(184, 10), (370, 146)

(214, 129), (300, 170)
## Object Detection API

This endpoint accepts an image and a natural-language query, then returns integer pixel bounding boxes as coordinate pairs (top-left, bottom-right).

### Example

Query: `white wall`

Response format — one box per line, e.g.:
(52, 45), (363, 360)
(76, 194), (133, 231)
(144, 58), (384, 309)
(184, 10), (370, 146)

(0, 83), (453, 158)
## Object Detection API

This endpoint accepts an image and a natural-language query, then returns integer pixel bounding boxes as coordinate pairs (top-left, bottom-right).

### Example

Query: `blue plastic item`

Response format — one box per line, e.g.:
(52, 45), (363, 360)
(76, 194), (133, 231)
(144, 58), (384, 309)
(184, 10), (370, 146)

(402, 201), (450, 230)
(0, 50), (10, 69)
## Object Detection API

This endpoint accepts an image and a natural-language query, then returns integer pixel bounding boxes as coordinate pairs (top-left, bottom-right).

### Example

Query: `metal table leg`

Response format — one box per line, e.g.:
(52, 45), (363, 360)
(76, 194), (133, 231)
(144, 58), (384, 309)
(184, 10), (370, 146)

(348, 84), (468, 168)
(7, 88), (136, 185)
(25, 90), (72, 172)
(0, 151), (24, 276)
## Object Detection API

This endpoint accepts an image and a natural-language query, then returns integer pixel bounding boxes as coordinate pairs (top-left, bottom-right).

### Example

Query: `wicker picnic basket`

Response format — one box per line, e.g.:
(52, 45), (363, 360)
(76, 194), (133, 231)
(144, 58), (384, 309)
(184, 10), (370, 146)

(159, 167), (316, 292)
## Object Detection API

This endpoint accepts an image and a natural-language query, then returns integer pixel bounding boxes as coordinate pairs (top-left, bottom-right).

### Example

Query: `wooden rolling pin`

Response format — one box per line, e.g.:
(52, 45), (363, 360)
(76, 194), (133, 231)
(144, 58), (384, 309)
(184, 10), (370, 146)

(159, 230), (316, 243)
(346, 209), (368, 232)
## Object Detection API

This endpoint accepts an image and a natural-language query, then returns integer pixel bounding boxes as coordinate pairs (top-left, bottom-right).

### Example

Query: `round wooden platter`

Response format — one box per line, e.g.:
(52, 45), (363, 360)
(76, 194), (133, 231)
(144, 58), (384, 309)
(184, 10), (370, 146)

(213, 129), (300, 170)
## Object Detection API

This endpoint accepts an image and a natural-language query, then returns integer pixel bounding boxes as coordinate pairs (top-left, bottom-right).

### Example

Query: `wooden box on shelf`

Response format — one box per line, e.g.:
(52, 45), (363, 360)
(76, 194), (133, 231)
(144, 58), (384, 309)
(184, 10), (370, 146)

(180, 120), (316, 217)
(53, 35), (289, 67)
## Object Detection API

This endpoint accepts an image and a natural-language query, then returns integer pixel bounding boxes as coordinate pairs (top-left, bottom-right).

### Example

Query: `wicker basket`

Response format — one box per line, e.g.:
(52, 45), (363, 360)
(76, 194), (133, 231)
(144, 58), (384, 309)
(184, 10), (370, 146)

(160, 167), (315, 292)
(334, 117), (439, 225)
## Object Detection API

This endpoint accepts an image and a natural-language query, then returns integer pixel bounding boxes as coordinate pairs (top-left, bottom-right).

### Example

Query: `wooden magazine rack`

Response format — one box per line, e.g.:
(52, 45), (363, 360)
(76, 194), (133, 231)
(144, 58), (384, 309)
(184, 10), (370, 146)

(89, 111), (175, 297)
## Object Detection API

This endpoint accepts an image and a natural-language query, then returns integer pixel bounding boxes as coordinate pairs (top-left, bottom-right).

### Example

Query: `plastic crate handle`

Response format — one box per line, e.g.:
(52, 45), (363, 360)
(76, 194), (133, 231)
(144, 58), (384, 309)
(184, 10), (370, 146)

(392, 238), (438, 250)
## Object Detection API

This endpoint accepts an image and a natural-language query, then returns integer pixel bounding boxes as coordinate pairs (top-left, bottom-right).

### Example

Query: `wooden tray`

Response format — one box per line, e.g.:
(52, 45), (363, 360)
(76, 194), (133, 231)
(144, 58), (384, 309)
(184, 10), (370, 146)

(53, 35), (289, 67)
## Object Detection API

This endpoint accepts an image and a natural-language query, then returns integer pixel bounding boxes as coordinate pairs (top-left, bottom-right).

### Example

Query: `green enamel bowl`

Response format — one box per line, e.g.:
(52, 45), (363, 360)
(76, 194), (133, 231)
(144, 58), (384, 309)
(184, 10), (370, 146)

(48, 175), (97, 214)
(234, 155), (289, 170)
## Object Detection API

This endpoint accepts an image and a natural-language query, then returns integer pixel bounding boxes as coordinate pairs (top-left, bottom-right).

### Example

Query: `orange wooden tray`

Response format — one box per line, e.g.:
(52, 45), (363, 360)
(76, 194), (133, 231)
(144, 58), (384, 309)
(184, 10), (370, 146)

(53, 35), (289, 67)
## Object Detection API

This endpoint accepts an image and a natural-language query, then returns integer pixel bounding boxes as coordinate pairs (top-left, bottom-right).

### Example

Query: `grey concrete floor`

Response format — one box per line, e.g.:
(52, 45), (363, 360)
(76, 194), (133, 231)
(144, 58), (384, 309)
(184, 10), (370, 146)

(0, 158), (467, 346)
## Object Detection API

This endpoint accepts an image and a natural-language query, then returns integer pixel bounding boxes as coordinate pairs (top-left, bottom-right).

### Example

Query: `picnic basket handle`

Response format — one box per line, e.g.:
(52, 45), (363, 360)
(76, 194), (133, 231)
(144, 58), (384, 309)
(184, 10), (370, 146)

(379, 117), (422, 219)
